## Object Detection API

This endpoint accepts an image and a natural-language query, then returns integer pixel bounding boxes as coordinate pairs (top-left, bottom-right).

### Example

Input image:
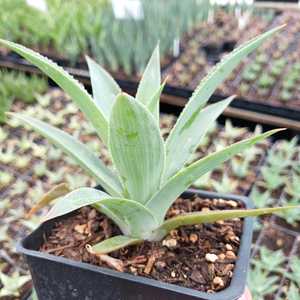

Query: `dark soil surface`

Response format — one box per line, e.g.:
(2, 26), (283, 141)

(273, 216), (300, 234)
(41, 196), (244, 293)
(257, 223), (295, 255)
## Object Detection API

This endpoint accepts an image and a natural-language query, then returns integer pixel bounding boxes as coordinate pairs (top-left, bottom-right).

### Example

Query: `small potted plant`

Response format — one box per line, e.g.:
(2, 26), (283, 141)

(1, 25), (297, 300)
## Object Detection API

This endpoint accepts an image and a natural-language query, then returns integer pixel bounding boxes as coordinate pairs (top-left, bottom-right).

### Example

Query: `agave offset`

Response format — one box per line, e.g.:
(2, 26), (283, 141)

(1, 25), (298, 254)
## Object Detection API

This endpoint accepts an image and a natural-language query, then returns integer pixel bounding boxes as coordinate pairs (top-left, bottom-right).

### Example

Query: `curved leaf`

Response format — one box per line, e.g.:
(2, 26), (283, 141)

(136, 45), (161, 113)
(45, 188), (158, 237)
(109, 93), (165, 204)
(0, 39), (108, 144)
(26, 183), (70, 218)
(147, 129), (285, 222)
(8, 113), (123, 197)
(88, 235), (142, 255)
(164, 25), (284, 179)
(86, 56), (121, 120)
(164, 96), (234, 180)
(151, 205), (300, 241)
(148, 79), (167, 121)
(94, 199), (159, 238)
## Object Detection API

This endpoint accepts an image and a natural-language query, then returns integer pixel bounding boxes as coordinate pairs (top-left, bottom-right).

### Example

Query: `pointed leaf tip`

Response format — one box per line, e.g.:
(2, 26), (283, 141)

(86, 54), (121, 120)
(136, 45), (161, 110)
(267, 128), (286, 135)
(150, 205), (300, 241)
(26, 183), (70, 218)
(163, 26), (283, 180)
(87, 235), (142, 255)
(276, 24), (287, 30)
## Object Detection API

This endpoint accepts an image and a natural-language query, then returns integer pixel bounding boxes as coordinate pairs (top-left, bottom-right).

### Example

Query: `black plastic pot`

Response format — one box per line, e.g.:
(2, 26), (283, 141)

(18, 189), (253, 300)
(202, 44), (222, 64)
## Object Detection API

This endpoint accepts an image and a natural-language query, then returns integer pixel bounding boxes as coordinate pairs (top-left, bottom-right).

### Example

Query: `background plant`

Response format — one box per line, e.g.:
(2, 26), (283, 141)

(0, 70), (47, 123)
(0, 0), (108, 64)
(248, 247), (285, 300)
(0, 0), (256, 73)
(0, 0), (209, 68)
(90, 0), (211, 75)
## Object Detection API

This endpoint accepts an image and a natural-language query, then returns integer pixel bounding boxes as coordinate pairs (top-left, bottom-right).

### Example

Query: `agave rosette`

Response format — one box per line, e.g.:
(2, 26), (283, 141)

(1, 25), (298, 254)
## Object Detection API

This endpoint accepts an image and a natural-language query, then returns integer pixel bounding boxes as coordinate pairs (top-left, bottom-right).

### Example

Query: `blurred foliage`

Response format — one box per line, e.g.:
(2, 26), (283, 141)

(0, 70), (47, 123)
(0, 0), (108, 63)
(0, 0), (210, 70)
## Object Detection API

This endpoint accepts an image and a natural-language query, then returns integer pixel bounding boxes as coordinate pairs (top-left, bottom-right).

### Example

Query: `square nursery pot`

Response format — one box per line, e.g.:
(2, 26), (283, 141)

(18, 189), (254, 300)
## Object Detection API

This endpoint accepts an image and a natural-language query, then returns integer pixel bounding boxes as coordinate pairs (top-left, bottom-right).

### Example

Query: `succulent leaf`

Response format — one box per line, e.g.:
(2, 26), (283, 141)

(147, 129), (285, 222)
(136, 45), (161, 115)
(88, 235), (142, 255)
(164, 25), (284, 179)
(45, 188), (158, 237)
(163, 95), (235, 181)
(151, 205), (300, 241)
(86, 55), (121, 120)
(0, 273), (31, 298)
(109, 93), (165, 204)
(3, 27), (295, 255)
(148, 79), (167, 121)
(26, 183), (70, 218)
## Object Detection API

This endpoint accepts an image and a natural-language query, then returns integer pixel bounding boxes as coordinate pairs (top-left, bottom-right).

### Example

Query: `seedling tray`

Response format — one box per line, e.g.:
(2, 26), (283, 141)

(163, 84), (300, 122)
(244, 139), (300, 298)
(3, 86), (298, 298)
(2, 49), (300, 121)
(1, 54), (300, 136)
(160, 7), (300, 129)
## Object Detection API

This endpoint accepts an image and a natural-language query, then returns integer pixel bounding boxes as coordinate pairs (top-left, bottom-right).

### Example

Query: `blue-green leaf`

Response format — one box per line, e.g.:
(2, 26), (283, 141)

(148, 79), (167, 121)
(164, 25), (284, 179)
(151, 204), (300, 241)
(147, 129), (285, 222)
(136, 45), (161, 114)
(164, 96), (234, 180)
(109, 93), (165, 204)
(88, 235), (142, 255)
(45, 188), (158, 237)
(86, 56), (121, 120)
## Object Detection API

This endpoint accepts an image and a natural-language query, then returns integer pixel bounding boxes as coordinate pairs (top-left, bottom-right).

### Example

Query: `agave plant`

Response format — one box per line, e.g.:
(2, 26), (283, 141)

(1, 25), (298, 254)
